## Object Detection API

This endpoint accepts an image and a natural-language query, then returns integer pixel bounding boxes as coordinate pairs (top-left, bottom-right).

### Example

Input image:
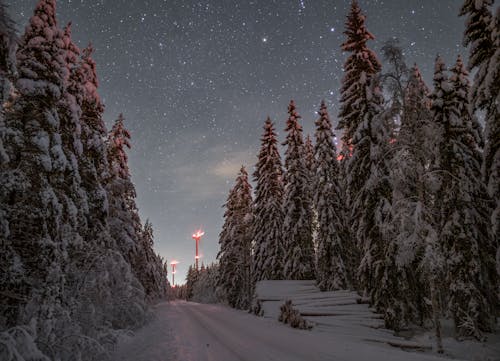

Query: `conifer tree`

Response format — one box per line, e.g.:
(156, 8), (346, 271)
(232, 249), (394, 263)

(313, 101), (350, 290)
(282, 100), (315, 280)
(0, 1), (76, 348)
(459, 0), (495, 112)
(337, 0), (381, 161)
(106, 114), (143, 272)
(217, 167), (253, 309)
(339, 1), (393, 304)
(345, 70), (393, 307)
(252, 117), (285, 282)
(304, 134), (319, 248)
(185, 264), (198, 300)
(0, 0), (16, 102)
(136, 220), (168, 301)
(304, 134), (315, 181)
(389, 63), (436, 329)
(461, 0), (499, 275)
(430, 56), (497, 338)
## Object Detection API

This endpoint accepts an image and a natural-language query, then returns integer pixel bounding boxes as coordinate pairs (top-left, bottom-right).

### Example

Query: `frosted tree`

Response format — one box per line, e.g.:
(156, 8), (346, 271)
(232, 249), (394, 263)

(431, 56), (497, 338)
(389, 63), (436, 330)
(0, 0), (16, 102)
(252, 117), (285, 282)
(0, 0), (15, 204)
(461, 0), (499, 276)
(282, 100), (315, 280)
(106, 115), (143, 272)
(380, 38), (409, 126)
(217, 167), (253, 309)
(192, 263), (219, 304)
(304, 133), (319, 249)
(185, 265), (199, 300)
(338, 1), (393, 303)
(485, 9), (499, 276)
(0, 1), (79, 355)
(304, 134), (315, 181)
(313, 101), (350, 290)
(135, 220), (168, 301)
(337, 0), (381, 163)
(459, 0), (495, 112)
(344, 70), (394, 308)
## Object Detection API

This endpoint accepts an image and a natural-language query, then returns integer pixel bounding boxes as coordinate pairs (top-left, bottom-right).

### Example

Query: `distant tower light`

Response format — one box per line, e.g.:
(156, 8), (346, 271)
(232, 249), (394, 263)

(170, 260), (179, 286)
(192, 229), (204, 271)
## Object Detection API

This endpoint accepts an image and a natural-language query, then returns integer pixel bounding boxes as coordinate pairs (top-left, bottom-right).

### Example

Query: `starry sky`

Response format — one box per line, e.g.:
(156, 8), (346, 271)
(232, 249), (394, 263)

(8, 0), (466, 282)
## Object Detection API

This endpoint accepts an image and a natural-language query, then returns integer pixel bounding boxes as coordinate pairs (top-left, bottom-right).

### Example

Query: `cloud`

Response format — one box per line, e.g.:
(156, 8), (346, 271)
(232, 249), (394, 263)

(209, 149), (255, 178)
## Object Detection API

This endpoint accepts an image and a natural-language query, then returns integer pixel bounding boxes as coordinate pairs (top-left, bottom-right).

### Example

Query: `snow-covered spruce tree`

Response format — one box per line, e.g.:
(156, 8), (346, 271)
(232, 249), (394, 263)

(313, 101), (350, 291)
(459, 0), (495, 113)
(252, 117), (285, 282)
(185, 264), (199, 300)
(217, 167), (253, 309)
(192, 263), (219, 304)
(430, 56), (496, 338)
(484, 9), (499, 277)
(282, 100), (315, 280)
(136, 220), (168, 301)
(389, 63), (437, 328)
(106, 114), (142, 263)
(304, 134), (319, 250)
(106, 114), (154, 299)
(336, 1), (381, 285)
(0, 0), (15, 229)
(0, 0), (16, 102)
(344, 70), (395, 310)
(0, 1), (82, 355)
(461, 0), (500, 276)
(304, 134), (315, 182)
(337, 0), (381, 163)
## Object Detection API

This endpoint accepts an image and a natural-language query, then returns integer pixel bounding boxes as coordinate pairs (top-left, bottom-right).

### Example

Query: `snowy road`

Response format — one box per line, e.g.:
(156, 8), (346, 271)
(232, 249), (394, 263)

(111, 301), (451, 361)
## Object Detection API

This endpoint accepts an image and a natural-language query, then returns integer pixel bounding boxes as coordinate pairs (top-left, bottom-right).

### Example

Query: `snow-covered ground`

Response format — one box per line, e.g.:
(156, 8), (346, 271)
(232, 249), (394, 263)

(112, 300), (470, 361)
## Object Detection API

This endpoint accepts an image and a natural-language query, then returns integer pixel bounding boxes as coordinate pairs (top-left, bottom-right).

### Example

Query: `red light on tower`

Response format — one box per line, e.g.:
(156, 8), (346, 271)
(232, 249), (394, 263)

(192, 229), (204, 271)
(170, 260), (179, 286)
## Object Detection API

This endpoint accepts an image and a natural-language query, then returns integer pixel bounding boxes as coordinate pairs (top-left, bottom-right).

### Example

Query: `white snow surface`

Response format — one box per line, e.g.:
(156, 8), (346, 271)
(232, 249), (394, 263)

(112, 299), (459, 361)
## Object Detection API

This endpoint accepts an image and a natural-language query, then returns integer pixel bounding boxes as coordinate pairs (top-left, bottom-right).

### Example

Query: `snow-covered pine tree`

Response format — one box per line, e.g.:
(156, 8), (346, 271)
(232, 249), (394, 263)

(313, 101), (350, 291)
(461, 0), (500, 277)
(337, 0), (381, 163)
(252, 117), (285, 282)
(430, 55), (497, 338)
(282, 100), (315, 280)
(217, 166), (253, 309)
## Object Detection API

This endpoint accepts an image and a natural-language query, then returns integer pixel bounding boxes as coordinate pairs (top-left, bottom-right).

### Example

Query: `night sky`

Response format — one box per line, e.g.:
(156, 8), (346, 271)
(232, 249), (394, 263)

(8, 0), (465, 282)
